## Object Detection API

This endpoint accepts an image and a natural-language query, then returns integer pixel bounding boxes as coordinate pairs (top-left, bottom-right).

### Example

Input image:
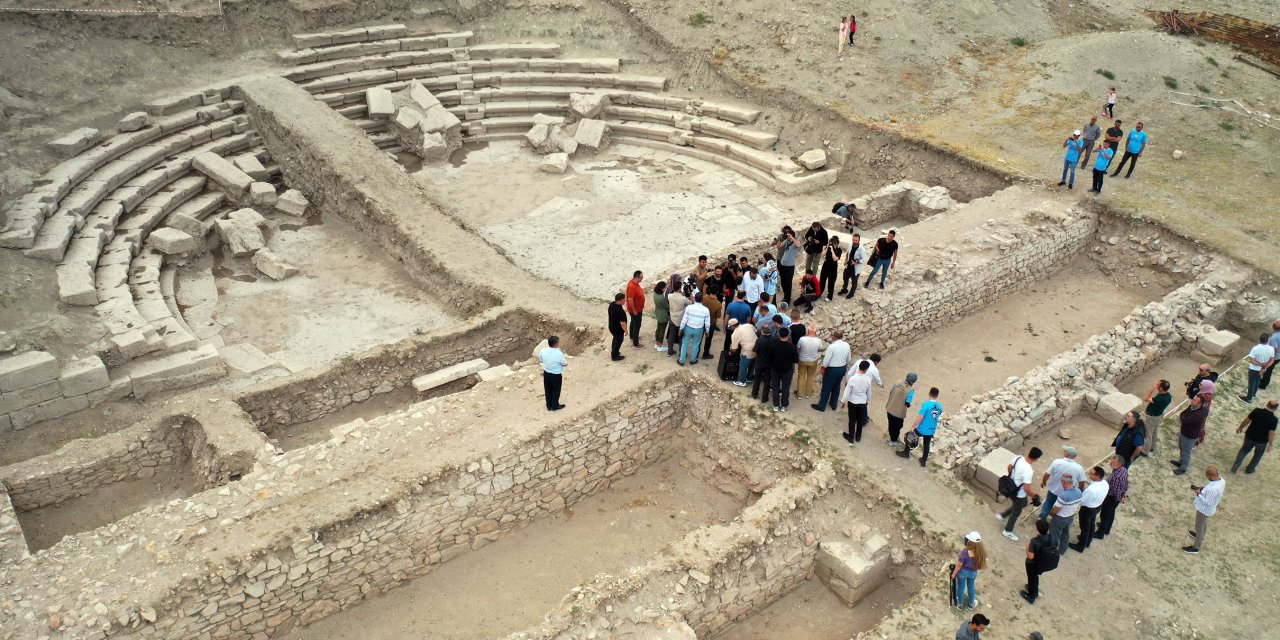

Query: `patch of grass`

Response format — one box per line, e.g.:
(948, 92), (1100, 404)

(1196, 83), (1212, 94)
(897, 499), (924, 528)
(1163, 75), (1179, 89)
(1095, 68), (1115, 80)
(687, 11), (711, 27)
(632, 363), (650, 374)
(413, 327), (426, 336)
(1221, 70), (1231, 78)
(984, 355), (997, 363)
(1206, 56), (1219, 67)
(791, 428), (815, 446)
(1010, 36), (1027, 47)
(1220, 122), (1236, 131)
(1195, 40), (1206, 47)
(746, 404), (760, 419)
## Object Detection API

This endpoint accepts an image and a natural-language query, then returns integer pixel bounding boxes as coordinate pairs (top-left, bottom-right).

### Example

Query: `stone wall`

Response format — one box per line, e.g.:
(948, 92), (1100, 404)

(0, 486), (24, 564)
(939, 279), (1238, 472)
(236, 309), (593, 431)
(0, 351), (128, 433)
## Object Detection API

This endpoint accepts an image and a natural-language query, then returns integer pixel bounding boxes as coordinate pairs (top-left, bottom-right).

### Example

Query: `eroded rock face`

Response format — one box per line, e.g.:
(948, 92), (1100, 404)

(387, 82), (463, 164)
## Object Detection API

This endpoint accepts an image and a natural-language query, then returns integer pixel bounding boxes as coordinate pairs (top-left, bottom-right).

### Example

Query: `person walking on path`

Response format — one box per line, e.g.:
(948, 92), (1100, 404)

(652, 281), (670, 353)
(1103, 87), (1117, 118)
(1000, 447), (1043, 541)
(1021, 520), (1054, 604)
(769, 327), (799, 412)
(730, 317), (759, 387)
(1089, 143), (1114, 194)
(955, 614), (990, 640)
(839, 360), (874, 443)
(1257, 320), (1280, 390)
(677, 292), (711, 366)
(1240, 332), (1276, 404)
(1173, 394), (1210, 475)
(539, 335), (568, 411)
(608, 293), (628, 362)
(1142, 379), (1173, 455)
(813, 330), (852, 411)
(1059, 130), (1084, 189)
(803, 222), (829, 274)
(795, 326), (822, 399)
(820, 236), (843, 301)
(1110, 122), (1148, 178)
(951, 532), (987, 611)
(665, 280), (689, 359)
(848, 15), (858, 48)
(1046, 474), (1083, 556)
(1079, 115), (1102, 168)
(751, 324), (776, 402)
(625, 271), (646, 349)
(884, 372), (917, 445)
(1038, 445), (1084, 520)
(838, 233), (866, 299)
(1095, 455), (1129, 540)
(1184, 466), (1225, 553)
(1231, 400), (1277, 474)
(897, 387), (942, 466)
(837, 16), (849, 58)
(1104, 119), (1124, 152)
(1112, 410), (1146, 468)
(1069, 466), (1108, 553)
(775, 227), (800, 304)
(863, 230), (899, 290)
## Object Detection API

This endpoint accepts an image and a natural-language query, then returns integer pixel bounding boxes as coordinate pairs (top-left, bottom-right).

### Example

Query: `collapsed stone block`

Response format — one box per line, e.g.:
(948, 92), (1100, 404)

(569, 92), (609, 120)
(233, 155), (271, 181)
(0, 350), (59, 393)
(218, 343), (278, 375)
(192, 152), (253, 200)
(276, 190), (310, 217)
(798, 149), (828, 170)
(148, 227), (201, 255)
(110, 329), (160, 361)
(973, 446), (1017, 497)
(408, 82), (441, 111)
(252, 249), (300, 281)
(539, 153), (568, 174)
(815, 538), (890, 606)
(229, 207), (267, 228)
(476, 365), (514, 382)
(573, 119), (610, 153)
(366, 87), (396, 117)
(59, 356), (110, 396)
(167, 213), (210, 239)
(215, 218), (265, 257)
(56, 261), (98, 306)
(249, 182), (278, 207)
(48, 128), (102, 157)
(1198, 329), (1239, 358)
(118, 112), (150, 132)
(413, 358), (489, 392)
(1095, 392), (1142, 426)
(418, 131), (450, 162)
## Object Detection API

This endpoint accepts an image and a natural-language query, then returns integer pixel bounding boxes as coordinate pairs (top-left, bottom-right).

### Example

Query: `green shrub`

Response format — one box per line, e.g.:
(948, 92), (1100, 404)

(1206, 56), (1219, 67)
(1095, 68), (1115, 80)
(688, 11), (710, 27)
(1010, 37), (1027, 47)
(1163, 76), (1179, 89)
(1196, 84), (1211, 94)
(1220, 122), (1235, 131)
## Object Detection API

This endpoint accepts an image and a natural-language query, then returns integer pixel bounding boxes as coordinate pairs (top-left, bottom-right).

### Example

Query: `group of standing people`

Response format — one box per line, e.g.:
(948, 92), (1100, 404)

(1058, 87), (1150, 194)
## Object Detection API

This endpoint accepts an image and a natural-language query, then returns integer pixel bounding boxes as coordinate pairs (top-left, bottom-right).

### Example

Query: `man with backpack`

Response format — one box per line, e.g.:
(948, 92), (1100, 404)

(1021, 519), (1057, 604)
(999, 447), (1043, 541)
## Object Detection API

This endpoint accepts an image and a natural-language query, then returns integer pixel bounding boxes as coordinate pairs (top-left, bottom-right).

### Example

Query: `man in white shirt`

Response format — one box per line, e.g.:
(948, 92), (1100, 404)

(838, 360), (874, 443)
(1069, 465), (1109, 553)
(1240, 332), (1276, 403)
(1038, 445), (1085, 521)
(729, 319), (758, 387)
(739, 268), (765, 305)
(999, 446), (1042, 541)
(855, 353), (883, 387)
(539, 335), (568, 411)
(795, 327), (823, 399)
(677, 292), (712, 366)
(1185, 466), (1225, 553)
(813, 330), (853, 411)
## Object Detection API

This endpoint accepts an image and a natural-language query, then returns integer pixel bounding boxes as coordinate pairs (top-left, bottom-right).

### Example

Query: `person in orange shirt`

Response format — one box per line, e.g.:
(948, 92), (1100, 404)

(625, 270), (646, 349)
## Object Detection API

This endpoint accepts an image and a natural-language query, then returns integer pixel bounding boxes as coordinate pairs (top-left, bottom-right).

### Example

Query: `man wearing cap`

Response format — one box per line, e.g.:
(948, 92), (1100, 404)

(813, 330), (852, 412)
(884, 372), (918, 445)
(1069, 465), (1108, 553)
(1059, 129), (1084, 189)
(1039, 446), (1084, 521)
(955, 614), (990, 640)
(1079, 115), (1102, 168)
(1047, 474), (1083, 555)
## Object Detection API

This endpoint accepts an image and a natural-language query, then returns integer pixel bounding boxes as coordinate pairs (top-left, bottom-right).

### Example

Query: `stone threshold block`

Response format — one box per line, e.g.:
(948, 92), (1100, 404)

(815, 534), (891, 606)
(1094, 392), (1142, 426)
(413, 358), (489, 392)
(973, 446), (1018, 497)
(0, 351), (59, 393)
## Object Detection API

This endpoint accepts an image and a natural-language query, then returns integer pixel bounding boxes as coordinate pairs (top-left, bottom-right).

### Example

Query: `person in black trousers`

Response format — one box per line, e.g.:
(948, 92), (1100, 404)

(608, 293), (627, 361)
(769, 327), (800, 412)
(820, 236), (842, 301)
(751, 324), (776, 402)
(1022, 519), (1053, 604)
(539, 335), (567, 411)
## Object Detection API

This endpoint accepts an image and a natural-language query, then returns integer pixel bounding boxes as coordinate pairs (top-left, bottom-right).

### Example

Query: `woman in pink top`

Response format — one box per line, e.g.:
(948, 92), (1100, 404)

(848, 15), (858, 47)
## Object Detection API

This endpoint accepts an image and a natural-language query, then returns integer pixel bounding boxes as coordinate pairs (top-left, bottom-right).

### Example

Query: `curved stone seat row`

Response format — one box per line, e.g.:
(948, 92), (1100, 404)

(289, 48), (585, 91)
(313, 71), (669, 108)
(281, 28), (477, 65)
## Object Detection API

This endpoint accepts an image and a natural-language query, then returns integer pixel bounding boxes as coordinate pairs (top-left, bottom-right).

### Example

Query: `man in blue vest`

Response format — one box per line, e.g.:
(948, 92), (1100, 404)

(1111, 122), (1148, 179)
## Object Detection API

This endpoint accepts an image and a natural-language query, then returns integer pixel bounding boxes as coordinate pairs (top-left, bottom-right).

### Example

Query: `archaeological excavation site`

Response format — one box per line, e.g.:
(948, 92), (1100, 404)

(2, 1), (1278, 639)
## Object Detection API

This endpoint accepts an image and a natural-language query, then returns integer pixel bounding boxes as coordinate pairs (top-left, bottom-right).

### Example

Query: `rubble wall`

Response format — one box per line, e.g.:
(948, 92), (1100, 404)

(236, 309), (593, 431)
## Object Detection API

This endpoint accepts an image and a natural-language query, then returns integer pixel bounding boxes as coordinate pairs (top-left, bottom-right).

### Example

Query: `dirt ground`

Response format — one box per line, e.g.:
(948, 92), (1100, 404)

(717, 577), (915, 640)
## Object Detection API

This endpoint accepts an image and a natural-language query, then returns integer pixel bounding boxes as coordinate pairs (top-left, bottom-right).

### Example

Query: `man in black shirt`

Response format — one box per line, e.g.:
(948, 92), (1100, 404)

(1021, 519), (1054, 604)
(769, 327), (800, 412)
(703, 266), (727, 303)
(608, 293), (628, 361)
(803, 222), (829, 274)
(863, 230), (900, 290)
(1232, 400), (1278, 474)
(1186, 363), (1218, 399)
(751, 324), (776, 402)
(1104, 120), (1124, 152)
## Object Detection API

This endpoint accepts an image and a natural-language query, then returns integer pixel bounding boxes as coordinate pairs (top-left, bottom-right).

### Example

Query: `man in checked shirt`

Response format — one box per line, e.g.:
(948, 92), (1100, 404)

(1094, 455), (1129, 541)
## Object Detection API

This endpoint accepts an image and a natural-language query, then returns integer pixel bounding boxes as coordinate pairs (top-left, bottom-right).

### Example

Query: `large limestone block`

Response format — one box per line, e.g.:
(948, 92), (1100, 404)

(407, 82), (441, 111)
(0, 380), (63, 415)
(192, 152), (253, 199)
(420, 105), (462, 141)
(118, 112), (150, 132)
(797, 149), (828, 170)
(569, 92), (609, 120)
(366, 87), (396, 117)
(233, 155), (270, 181)
(252, 249), (300, 280)
(10, 394), (90, 429)
(477, 365), (514, 382)
(48, 128), (102, 157)
(816, 538), (889, 606)
(539, 153), (568, 174)
(167, 213), (210, 239)
(1199, 330), (1240, 357)
(148, 227), (201, 255)
(1095, 392), (1142, 426)
(59, 356), (110, 396)
(214, 218), (265, 257)
(276, 189), (310, 217)
(56, 261), (98, 306)
(392, 106), (423, 132)
(413, 358), (489, 392)
(218, 343), (277, 375)
(228, 207), (266, 228)
(418, 131), (450, 161)
(573, 119), (609, 153)
(0, 351), (59, 393)
(124, 344), (225, 399)
(249, 182), (278, 207)
(974, 446), (1018, 497)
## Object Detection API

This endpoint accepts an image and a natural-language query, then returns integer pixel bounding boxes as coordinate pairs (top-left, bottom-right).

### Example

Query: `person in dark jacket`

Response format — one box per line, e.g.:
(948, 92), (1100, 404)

(751, 324), (776, 403)
(769, 327), (800, 412)
(1112, 410), (1146, 468)
(1172, 395), (1210, 475)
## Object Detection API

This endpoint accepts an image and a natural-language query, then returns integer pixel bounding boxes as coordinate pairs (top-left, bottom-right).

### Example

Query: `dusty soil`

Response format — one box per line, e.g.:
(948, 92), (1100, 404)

(15, 459), (201, 552)
(716, 577), (915, 640)
(280, 453), (743, 640)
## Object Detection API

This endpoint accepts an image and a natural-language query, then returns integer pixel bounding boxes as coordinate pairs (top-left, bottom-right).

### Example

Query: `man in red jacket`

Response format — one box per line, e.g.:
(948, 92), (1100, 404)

(625, 271), (646, 349)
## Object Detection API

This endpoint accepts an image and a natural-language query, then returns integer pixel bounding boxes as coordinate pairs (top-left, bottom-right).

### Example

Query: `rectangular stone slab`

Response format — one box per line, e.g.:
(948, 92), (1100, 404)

(412, 358), (489, 392)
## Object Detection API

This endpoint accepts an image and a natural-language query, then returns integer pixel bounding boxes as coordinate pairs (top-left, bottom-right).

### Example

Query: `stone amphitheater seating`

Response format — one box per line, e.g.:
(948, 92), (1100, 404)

(275, 25), (837, 193)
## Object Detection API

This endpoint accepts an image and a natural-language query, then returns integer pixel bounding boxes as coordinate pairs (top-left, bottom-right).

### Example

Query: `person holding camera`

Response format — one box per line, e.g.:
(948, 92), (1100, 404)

(803, 221), (829, 274)
(837, 233), (866, 298)
(1184, 466), (1225, 554)
(774, 226), (800, 304)
(999, 447), (1042, 541)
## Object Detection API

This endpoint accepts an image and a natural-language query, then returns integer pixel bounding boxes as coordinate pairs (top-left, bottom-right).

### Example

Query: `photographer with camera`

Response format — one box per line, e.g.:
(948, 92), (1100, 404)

(999, 447), (1042, 541)
(774, 226), (800, 304)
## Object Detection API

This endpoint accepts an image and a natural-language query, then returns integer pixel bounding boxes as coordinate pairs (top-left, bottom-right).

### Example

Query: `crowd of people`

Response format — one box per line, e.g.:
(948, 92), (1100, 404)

(1057, 88), (1151, 194)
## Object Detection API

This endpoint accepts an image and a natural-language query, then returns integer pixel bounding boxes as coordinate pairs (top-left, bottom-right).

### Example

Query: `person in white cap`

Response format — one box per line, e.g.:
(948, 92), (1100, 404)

(951, 531), (987, 611)
(1059, 130), (1084, 189)
(1038, 445), (1084, 521)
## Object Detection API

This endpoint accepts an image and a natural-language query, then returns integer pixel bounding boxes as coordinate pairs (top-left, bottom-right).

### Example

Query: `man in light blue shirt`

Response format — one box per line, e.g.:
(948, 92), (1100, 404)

(1111, 121), (1148, 179)
(539, 335), (568, 411)
(898, 387), (942, 466)
(1089, 144), (1114, 194)
(1259, 320), (1280, 391)
(1059, 130), (1083, 189)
